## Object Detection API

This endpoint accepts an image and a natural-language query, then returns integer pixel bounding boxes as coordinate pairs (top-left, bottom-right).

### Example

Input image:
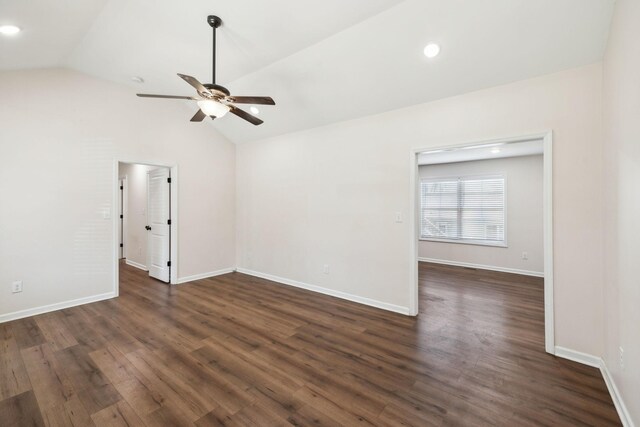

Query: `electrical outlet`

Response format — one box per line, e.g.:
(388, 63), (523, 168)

(323, 264), (330, 274)
(395, 212), (403, 223)
(619, 346), (625, 371)
(522, 252), (528, 260)
(11, 281), (23, 293)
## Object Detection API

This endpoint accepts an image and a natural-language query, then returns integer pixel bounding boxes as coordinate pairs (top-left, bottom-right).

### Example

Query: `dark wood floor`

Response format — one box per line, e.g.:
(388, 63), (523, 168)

(0, 261), (620, 426)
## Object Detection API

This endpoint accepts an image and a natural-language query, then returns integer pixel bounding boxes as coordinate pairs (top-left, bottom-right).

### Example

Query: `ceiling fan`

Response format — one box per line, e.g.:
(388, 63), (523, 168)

(136, 15), (275, 125)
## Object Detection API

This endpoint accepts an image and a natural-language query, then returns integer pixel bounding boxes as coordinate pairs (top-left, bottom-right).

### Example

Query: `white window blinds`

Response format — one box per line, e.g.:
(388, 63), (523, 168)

(420, 175), (505, 245)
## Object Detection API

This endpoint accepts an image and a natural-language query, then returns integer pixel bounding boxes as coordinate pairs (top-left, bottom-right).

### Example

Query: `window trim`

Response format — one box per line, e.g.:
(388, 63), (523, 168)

(419, 173), (508, 247)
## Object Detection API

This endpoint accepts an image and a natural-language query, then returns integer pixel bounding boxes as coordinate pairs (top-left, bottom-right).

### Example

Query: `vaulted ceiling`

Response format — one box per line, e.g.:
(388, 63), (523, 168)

(1, 0), (614, 143)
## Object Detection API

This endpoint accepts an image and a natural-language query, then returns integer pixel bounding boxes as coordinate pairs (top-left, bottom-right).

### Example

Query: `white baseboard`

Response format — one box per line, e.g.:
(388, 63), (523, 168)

(600, 359), (635, 427)
(125, 259), (147, 271)
(555, 346), (634, 427)
(554, 346), (601, 368)
(236, 268), (410, 315)
(176, 268), (235, 284)
(418, 257), (544, 277)
(0, 291), (117, 324)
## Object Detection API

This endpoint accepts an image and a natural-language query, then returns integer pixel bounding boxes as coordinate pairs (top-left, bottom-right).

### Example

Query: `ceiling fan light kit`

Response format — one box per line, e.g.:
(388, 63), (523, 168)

(198, 99), (230, 117)
(136, 15), (275, 125)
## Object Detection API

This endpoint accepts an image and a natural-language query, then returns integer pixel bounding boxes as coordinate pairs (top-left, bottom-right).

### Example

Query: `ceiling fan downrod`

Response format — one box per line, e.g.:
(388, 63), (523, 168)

(207, 15), (222, 84)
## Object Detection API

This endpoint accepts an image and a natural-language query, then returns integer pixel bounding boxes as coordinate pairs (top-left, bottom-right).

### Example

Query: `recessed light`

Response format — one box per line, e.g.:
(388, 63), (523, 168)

(250, 106), (260, 115)
(0, 25), (21, 36)
(423, 43), (440, 58)
(491, 148), (501, 154)
(131, 76), (145, 84)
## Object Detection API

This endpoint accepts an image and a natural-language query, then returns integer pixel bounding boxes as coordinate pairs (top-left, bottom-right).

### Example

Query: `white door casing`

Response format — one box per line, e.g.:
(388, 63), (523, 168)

(147, 168), (171, 282)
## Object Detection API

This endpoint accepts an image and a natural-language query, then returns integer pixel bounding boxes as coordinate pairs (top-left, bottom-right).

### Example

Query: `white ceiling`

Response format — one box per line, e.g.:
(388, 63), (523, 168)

(418, 139), (544, 165)
(0, 0), (107, 70)
(1, 0), (614, 143)
(66, 0), (401, 88)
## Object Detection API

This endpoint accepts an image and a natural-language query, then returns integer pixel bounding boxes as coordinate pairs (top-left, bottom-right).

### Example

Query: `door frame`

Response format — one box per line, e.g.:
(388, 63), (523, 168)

(409, 131), (555, 354)
(112, 160), (179, 296)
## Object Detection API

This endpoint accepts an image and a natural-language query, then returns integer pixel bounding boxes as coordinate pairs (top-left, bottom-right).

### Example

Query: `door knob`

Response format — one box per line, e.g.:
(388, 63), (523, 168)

(145, 225), (151, 231)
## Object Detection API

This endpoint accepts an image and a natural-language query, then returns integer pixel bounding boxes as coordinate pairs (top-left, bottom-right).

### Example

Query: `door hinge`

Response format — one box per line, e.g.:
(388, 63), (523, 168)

(120, 186), (123, 190)
(167, 219), (171, 225)
(167, 261), (171, 267)
(167, 177), (172, 183)
(120, 214), (123, 219)
(120, 243), (123, 248)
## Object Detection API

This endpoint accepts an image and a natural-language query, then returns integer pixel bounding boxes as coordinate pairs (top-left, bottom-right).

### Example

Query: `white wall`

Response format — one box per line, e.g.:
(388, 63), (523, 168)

(418, 155), (543, 275)
(118, 163), (161, 268)
(0, 68), (236, 320)
(602, 0), (640, 423)
(237, 63), (604, 356)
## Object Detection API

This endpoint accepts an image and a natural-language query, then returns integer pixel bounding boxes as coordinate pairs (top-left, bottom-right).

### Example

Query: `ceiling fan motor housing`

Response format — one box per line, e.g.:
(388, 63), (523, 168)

(203, 83), (230, 97)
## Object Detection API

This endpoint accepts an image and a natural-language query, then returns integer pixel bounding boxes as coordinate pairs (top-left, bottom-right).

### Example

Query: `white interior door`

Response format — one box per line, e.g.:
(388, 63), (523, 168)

(147, 168), (171, 282)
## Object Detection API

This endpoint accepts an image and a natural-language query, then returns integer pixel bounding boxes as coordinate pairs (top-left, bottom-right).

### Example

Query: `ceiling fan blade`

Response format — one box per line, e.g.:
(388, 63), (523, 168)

(228, 96), (275, 105)
(137, 94), (197, 100)
(177, 73), (211, 96)
(190, 109), (206, 122)
(229, 106), (264, 126)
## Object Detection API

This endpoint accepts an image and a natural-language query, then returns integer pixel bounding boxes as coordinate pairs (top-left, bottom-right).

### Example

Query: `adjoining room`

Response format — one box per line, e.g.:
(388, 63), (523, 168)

(415, 137), (550, 351)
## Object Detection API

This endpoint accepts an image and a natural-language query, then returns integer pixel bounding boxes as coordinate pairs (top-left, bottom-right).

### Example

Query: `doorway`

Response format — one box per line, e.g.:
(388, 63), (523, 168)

(113, 161), (178, 293)
(410, 132), (554, 354)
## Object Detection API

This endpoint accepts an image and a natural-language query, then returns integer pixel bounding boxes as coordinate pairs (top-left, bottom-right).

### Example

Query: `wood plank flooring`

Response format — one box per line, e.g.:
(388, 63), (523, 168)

(0, 261), (620, 426)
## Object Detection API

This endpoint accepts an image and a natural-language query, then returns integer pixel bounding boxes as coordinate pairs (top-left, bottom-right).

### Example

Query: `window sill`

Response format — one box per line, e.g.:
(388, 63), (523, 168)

(419, 238), (508, 248)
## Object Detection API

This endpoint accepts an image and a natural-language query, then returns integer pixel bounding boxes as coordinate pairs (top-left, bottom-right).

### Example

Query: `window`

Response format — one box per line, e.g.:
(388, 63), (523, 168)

(420, 174), (506, 246)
